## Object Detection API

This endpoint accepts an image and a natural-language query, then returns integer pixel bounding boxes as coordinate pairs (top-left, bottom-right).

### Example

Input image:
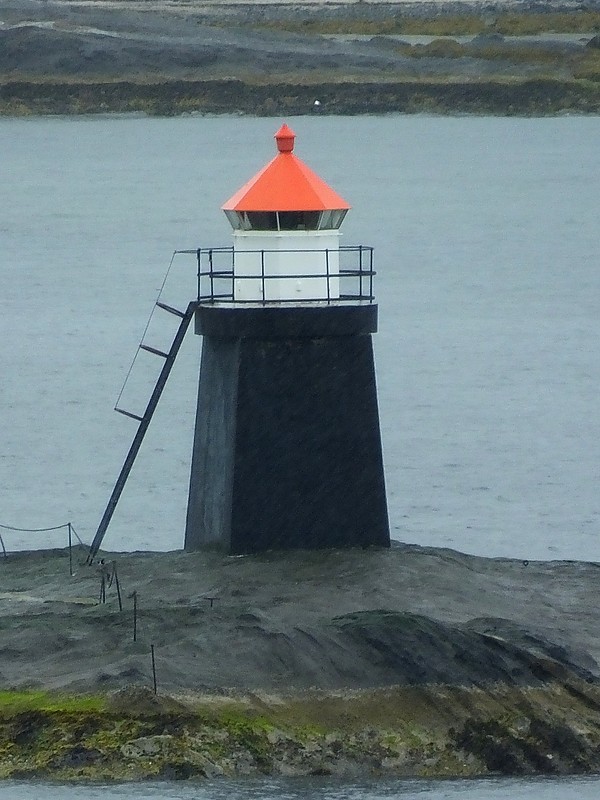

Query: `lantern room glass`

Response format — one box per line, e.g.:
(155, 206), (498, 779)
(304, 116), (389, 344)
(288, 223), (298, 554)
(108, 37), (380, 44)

(224, 209), (348, 232)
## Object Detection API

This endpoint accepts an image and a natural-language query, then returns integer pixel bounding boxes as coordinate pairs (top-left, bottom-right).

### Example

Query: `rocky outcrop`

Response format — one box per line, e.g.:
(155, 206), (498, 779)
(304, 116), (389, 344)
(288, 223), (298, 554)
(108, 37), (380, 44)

(3, 681), (600, 780)
(1, 546), (600, 777)
(1, 546), (599, 693)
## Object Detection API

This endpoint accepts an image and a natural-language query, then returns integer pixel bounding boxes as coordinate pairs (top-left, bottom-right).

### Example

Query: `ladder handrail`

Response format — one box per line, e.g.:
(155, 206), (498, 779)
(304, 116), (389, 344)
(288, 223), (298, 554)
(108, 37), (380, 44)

(87, 300), (197, 562)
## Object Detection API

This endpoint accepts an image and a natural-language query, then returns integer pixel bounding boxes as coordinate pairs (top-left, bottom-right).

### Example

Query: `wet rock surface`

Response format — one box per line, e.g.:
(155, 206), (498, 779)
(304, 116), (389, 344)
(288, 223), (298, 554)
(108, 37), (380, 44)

(2, 546), (600, 778)
(0, 544), (599, 692)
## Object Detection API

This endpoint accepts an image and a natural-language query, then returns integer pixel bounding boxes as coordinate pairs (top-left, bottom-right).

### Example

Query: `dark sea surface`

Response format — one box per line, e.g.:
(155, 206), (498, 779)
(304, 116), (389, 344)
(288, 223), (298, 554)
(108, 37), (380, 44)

(1, 114), (599, 560)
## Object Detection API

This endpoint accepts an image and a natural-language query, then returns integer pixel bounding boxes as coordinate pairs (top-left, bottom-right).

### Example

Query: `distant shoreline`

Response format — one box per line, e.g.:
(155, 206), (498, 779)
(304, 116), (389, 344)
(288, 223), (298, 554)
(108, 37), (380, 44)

(2, 0), (600, 116)
(2, 76), (600, 117)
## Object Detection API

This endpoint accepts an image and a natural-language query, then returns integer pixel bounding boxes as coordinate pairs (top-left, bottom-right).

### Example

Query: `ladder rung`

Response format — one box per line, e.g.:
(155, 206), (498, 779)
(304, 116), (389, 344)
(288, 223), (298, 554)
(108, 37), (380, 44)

(156, 301), (185, 318)
(115, 408), (144, 422)
(140, 343), (169, 358)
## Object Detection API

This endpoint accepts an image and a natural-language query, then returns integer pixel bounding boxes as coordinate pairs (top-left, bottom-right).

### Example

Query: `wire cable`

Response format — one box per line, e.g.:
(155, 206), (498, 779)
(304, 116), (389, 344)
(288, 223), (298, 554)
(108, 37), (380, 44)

(114, 250), (178, 411)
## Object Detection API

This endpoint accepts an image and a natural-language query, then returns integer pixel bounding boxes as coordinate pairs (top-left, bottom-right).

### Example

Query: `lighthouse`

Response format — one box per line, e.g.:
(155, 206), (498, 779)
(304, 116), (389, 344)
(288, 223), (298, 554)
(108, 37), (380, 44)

(184, 124), (390, 554)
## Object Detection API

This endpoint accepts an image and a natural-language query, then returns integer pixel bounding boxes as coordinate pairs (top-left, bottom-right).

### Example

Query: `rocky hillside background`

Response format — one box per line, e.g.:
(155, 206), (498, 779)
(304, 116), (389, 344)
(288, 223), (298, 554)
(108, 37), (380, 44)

(1, 0), (600, 113)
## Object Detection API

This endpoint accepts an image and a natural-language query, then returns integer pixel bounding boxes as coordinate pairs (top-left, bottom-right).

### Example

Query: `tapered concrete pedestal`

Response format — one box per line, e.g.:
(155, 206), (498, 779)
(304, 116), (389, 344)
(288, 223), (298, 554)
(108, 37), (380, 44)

(184, 304), (389, 554)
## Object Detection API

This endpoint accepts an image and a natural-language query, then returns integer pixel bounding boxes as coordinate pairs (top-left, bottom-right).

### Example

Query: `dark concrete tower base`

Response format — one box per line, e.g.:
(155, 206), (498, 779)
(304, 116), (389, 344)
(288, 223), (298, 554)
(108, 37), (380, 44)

(184, 304), (389, 554)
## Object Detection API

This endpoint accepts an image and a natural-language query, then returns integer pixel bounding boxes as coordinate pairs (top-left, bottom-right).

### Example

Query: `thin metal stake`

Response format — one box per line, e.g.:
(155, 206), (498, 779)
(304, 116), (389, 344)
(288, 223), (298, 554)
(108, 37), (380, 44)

(132, 591), (138, 642)
(113, 562), (123, 612)
(151, 644), (157, 695)
(68, 523), (73, 577)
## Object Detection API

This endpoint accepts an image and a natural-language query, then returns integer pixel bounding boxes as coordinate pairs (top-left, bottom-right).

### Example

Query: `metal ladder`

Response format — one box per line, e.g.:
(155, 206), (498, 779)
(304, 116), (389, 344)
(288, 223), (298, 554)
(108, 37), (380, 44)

(87, 299), (197, 562)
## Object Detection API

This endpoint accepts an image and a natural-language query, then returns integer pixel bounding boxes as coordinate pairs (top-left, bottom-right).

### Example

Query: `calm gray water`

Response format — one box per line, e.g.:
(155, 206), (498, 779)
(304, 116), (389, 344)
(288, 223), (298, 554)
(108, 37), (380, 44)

(1, 776), (600, 799)
(1, 114), (599, 560)
(1, 111), (600, 800)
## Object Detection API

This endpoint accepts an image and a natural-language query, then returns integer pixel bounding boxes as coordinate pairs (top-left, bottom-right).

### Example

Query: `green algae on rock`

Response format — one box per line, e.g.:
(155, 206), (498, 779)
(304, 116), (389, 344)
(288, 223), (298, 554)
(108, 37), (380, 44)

(2, 683), (600, 781)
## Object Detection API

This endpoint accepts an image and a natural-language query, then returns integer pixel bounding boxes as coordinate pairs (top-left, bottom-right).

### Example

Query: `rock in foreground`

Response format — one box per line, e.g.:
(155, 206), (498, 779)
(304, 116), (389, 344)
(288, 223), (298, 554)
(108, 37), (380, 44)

(1, 545), (598, 692)
(2, 681), (600, 780)
(1, 545), (600, 779)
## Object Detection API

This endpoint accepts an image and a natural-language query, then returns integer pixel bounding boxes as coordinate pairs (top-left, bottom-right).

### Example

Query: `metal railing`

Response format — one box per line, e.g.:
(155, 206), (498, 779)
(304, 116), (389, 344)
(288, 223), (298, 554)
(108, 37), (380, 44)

(173, 245), (376, 305)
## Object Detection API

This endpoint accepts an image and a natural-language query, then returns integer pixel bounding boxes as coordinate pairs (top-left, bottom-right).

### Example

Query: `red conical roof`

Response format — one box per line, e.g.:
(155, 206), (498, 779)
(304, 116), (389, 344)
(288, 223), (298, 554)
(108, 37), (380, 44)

(222, 124), (350, 213)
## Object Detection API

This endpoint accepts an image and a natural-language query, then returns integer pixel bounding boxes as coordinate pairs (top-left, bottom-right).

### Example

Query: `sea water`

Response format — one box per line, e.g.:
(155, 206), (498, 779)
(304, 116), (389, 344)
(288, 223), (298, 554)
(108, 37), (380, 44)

(1, 775), (600, 799)
(1, 114), (599, 559)
(1, 111), (600, 800)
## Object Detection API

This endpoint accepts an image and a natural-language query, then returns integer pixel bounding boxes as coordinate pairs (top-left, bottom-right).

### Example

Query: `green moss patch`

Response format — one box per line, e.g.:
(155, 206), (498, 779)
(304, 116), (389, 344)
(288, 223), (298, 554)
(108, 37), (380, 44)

(0, 691), (106, 715)
(1, 683), (600, 780)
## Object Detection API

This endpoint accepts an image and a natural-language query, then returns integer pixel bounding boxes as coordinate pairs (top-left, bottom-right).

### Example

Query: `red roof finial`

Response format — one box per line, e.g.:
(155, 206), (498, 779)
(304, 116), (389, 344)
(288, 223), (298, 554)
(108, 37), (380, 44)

(275, 123), (295, 153)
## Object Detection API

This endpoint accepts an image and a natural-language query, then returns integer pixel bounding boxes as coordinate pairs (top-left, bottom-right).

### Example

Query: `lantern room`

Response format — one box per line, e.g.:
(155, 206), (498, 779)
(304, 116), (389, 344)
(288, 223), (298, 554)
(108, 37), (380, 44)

(221, 123), (350, 303)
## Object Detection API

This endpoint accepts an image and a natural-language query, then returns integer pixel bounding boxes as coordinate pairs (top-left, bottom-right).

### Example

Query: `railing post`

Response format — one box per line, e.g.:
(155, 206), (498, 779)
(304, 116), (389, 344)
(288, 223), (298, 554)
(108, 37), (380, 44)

(261, 250), (266, 304)
(231, 247), (235, 301)
(369, 248), (374, 303)
(196, 249), (201, 300)
(209, 249), (215, 301)
(325, 249), (330, 304)
(358, 245), (363, 300)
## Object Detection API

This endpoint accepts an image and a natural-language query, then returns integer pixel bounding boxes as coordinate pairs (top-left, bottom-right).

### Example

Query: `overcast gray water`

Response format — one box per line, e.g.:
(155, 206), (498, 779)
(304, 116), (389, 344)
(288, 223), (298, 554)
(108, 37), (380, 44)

(1, 114), (599, 560)
(2, 776), (600, 799)
(1, 112), (600, 800)
(3, 775), (600, 798)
